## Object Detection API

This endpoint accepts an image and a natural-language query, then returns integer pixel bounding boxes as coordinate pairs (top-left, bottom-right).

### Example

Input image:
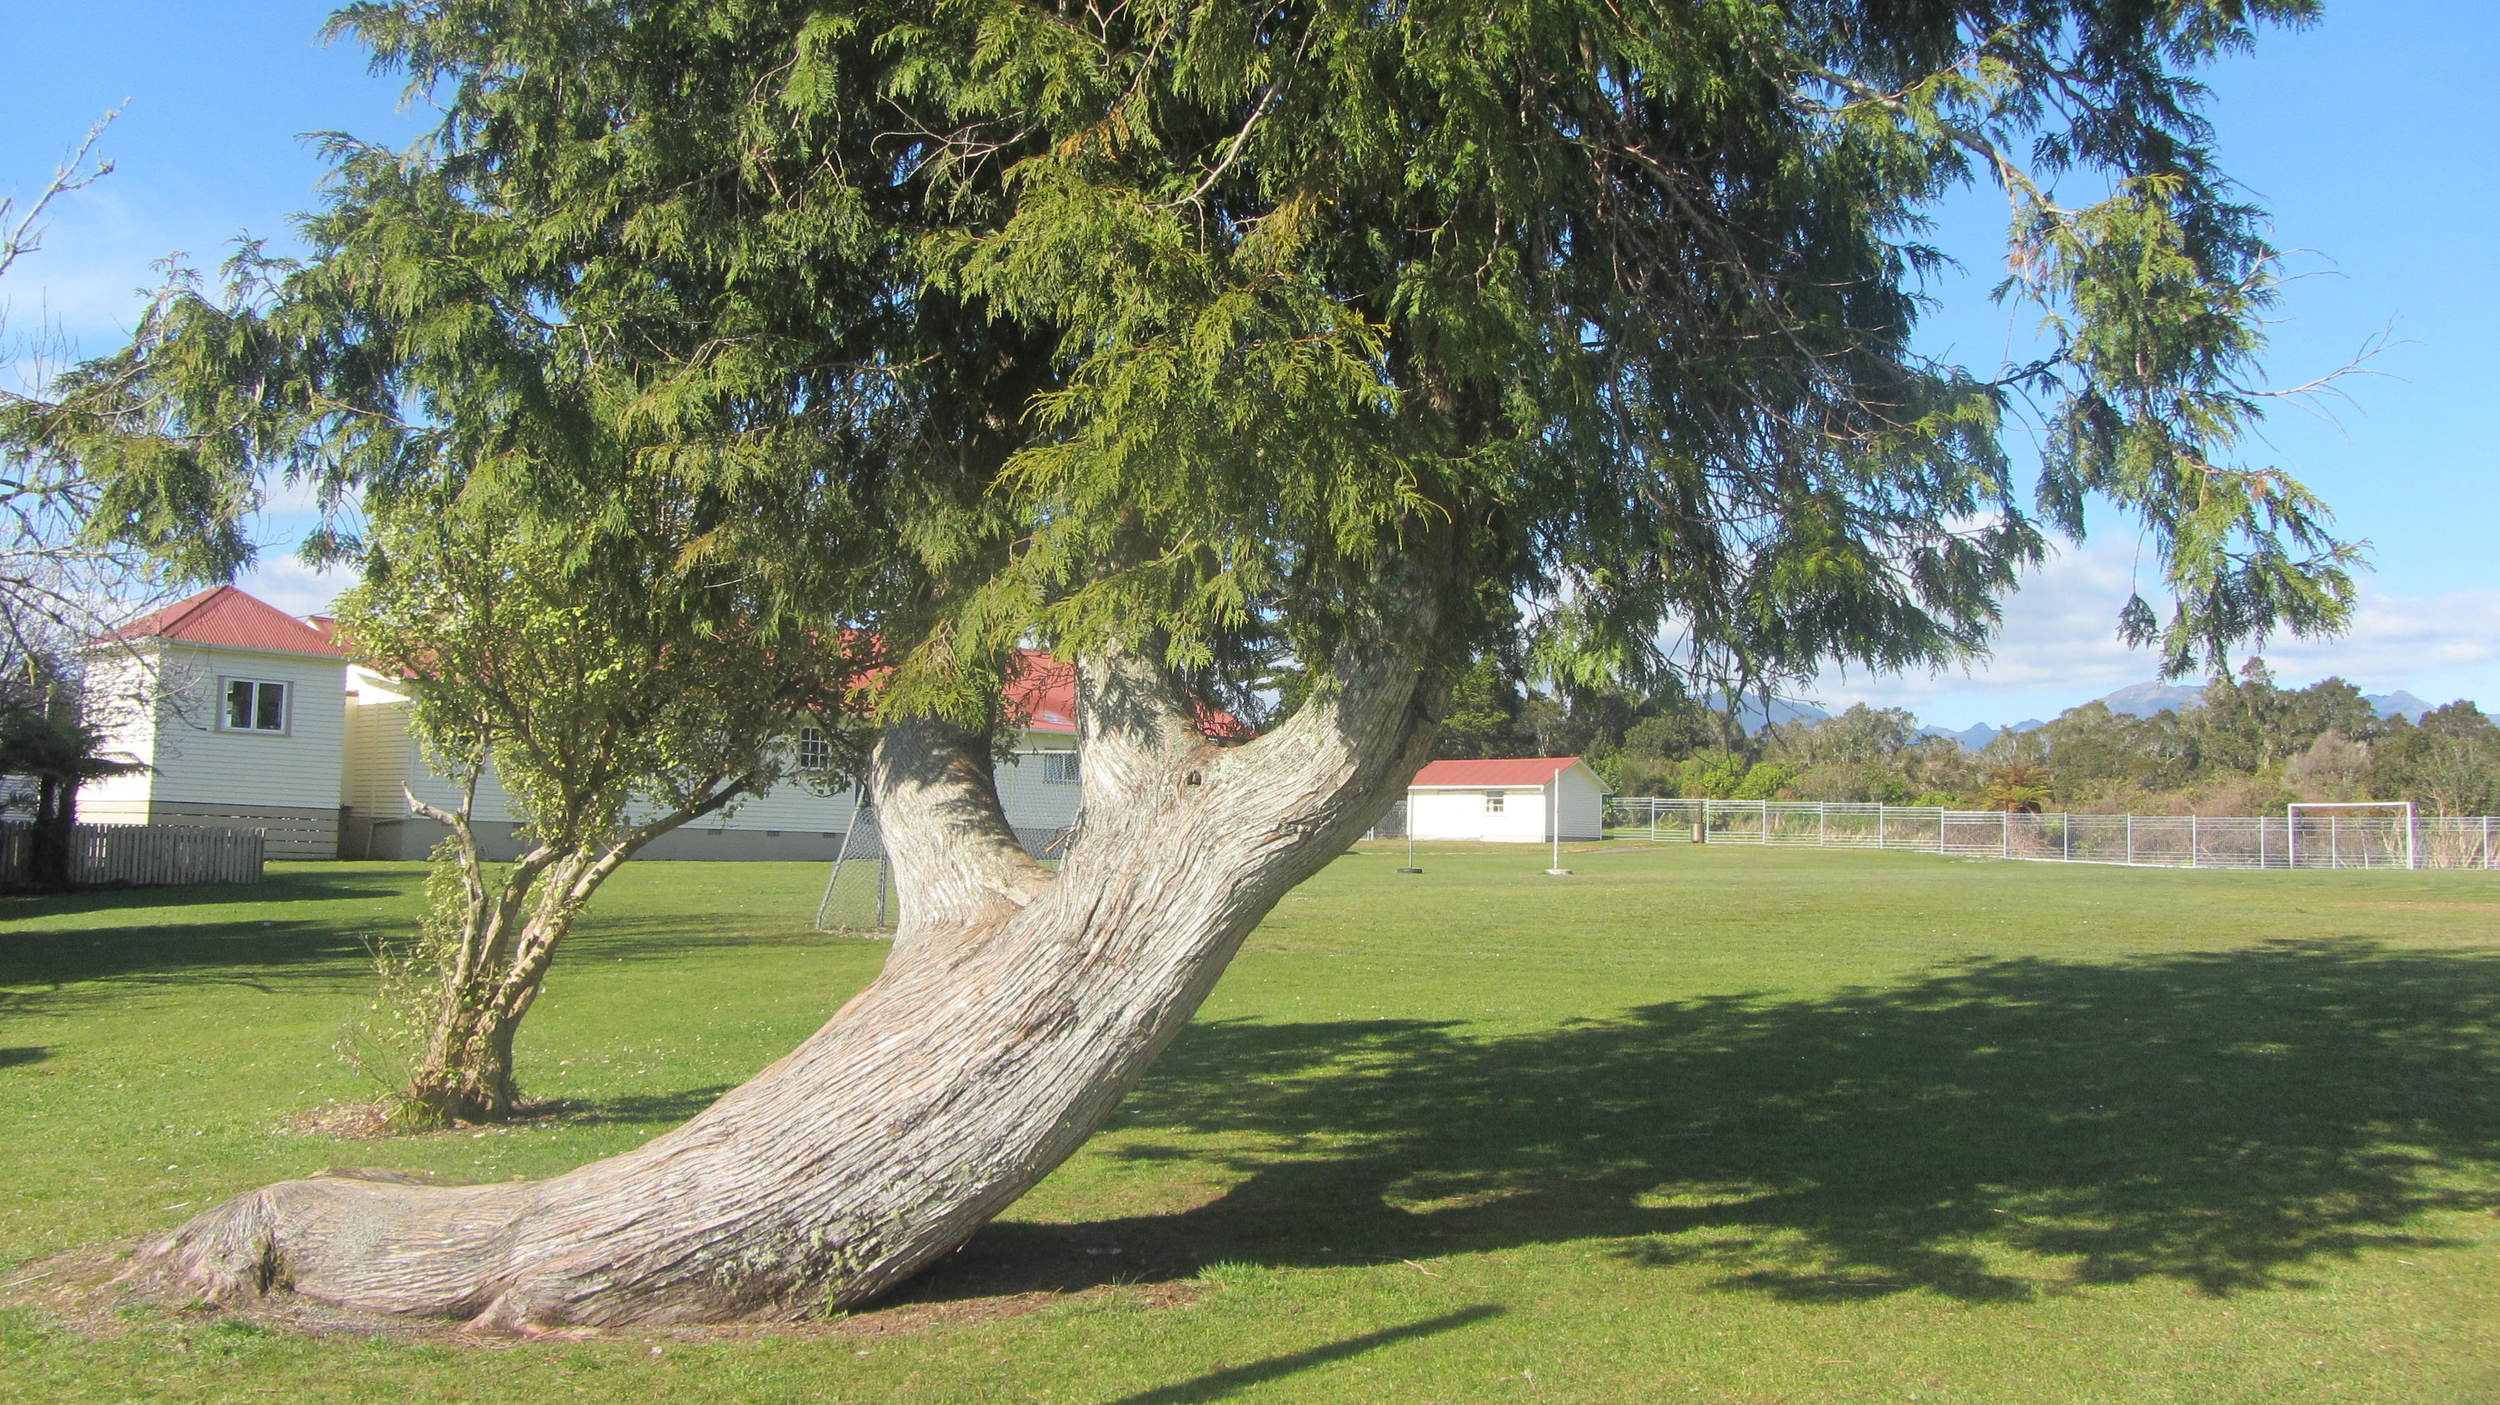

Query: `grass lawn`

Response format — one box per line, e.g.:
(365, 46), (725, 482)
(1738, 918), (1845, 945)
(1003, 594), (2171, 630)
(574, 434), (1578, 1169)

(4, 843), (2498, 1402)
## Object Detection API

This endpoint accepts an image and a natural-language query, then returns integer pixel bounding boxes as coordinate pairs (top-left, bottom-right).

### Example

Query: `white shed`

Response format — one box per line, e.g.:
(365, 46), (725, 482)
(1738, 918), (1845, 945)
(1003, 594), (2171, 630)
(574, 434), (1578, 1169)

(1405, 757), (1607, 843)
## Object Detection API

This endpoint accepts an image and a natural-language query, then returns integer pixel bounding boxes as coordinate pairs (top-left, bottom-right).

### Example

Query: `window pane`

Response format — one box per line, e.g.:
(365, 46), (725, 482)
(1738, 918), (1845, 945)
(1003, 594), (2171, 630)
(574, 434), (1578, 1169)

(226, 680), (254, 730)
(256, 682), (287, 731)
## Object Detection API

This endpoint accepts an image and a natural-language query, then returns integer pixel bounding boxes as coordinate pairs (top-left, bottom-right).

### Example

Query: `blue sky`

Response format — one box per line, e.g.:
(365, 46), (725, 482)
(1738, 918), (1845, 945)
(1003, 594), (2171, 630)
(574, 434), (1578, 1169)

(4, 3), (2494, 730)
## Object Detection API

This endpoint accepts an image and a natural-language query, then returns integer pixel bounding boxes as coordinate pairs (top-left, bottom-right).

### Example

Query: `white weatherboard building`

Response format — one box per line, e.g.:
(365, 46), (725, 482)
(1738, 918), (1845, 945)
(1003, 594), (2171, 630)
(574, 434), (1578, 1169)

(1404, 756), (1607, 843)
(82, 586), (1223, 861)
(79, 588), (355, 858)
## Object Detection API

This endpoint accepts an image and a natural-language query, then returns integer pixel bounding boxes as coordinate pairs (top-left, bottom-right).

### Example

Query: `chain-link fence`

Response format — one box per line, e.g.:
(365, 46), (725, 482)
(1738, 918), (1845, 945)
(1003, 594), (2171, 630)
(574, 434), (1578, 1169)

(1601, 797), (2500, 871)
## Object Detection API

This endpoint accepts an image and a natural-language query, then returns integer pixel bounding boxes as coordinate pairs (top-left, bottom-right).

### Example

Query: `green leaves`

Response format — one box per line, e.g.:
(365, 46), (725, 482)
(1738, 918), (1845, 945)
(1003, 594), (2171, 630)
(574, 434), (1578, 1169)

(65, 0), (2355, 732)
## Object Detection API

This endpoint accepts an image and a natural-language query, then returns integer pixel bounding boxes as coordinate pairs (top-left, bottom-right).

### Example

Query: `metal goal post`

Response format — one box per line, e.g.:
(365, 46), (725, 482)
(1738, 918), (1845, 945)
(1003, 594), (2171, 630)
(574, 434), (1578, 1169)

(2285, 800), (2416, 871)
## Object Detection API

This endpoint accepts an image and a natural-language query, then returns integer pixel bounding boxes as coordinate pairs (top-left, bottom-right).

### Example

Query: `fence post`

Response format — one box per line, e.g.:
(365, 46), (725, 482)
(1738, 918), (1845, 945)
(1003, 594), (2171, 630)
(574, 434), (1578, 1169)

(2061, 813), (2070, 862)
(1877, 805), (1887, 850)
(2126, 813), (2134, 866)
(1818, 803), (1828, 848)
(2189, 814), (2198, 869)
(2002, 810), (2010, 859)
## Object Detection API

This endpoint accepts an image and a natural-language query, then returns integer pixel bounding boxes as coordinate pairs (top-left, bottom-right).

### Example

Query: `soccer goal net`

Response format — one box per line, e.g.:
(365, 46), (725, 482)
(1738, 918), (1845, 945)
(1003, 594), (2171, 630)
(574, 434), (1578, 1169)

(2285, 801), (2417, 871)
(812, 802), (893, 933)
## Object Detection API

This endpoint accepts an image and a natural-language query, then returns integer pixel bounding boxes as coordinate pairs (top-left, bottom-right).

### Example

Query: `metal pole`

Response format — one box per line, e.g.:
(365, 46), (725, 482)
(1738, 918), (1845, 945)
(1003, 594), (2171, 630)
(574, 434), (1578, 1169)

(1545, 772), (1571, 875)
(2002, 810), (2010, 859)
(2062, 812), (2070, 863)
(2189, 814), (2198, 869)
(2126, 813), (2134, 866)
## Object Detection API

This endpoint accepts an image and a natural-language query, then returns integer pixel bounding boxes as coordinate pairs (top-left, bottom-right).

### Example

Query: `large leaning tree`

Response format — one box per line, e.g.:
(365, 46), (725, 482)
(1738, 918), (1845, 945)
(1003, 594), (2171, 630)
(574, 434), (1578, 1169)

(74, 0), (2354, 1327)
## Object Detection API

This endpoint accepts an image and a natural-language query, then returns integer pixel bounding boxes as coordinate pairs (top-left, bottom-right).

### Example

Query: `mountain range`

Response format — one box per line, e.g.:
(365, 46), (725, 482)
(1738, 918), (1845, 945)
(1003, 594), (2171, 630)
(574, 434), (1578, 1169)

(1733, 680), (2445, 751)
(1908, 683), (2441, 752)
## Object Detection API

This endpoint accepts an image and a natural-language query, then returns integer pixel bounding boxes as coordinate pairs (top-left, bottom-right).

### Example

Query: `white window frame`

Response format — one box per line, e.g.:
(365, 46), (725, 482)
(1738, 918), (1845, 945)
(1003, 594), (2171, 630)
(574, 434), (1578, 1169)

(796, 726), (832, 770)
(221, 677), (290, 735)
(1042, 751), (1081, 785)
(1484, 790), (1506, 813)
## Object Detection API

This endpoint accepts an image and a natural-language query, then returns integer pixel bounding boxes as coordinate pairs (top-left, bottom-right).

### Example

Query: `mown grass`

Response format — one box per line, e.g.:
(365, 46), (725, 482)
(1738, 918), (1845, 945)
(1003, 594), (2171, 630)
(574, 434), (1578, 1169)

(4, 843), (2497, 1402)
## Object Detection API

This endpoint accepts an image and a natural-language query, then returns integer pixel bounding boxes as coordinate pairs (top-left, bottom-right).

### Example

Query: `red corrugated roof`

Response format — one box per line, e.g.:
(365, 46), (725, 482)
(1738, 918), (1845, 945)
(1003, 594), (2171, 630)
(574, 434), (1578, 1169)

(102, 586), (349, 658)
(998, 649), (1250, 739)
(1411, 756), (1586, 788)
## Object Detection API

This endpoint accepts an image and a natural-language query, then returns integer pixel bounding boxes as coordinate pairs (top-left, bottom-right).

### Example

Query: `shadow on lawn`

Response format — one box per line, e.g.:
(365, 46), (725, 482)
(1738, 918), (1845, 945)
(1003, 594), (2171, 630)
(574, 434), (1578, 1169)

(0, 870), (836, 1019)
(0, 871), (417, 1010)
(924, 937), (2500, 1307)
(1103, 1305), (1505, 1405)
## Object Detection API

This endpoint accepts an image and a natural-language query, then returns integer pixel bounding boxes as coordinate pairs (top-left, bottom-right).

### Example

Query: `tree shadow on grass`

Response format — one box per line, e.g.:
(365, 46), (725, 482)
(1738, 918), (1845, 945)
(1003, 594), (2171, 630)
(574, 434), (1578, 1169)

(0, 870), (421, 1011)
(531, 1085), (738, 1128)
(1103, 1305), (1505, 1405)
(929, 937), (2500, 1306)
(0, 872), (851, 1021)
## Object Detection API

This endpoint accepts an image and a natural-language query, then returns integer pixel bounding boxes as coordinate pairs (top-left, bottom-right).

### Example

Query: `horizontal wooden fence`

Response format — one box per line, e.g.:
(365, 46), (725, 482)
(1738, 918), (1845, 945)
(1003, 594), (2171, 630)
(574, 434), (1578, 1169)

(0, 821), (265, 888)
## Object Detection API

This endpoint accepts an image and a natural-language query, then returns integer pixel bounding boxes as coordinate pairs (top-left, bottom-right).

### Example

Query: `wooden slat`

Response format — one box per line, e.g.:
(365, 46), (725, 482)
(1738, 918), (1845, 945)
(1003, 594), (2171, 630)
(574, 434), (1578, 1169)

(0, 821), (264, 887)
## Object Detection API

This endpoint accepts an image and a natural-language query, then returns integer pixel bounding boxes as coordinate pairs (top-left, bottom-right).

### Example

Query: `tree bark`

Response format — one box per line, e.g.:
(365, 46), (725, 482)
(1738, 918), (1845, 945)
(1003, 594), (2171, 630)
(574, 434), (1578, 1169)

(133, 575), (1454, 1328)
(394, 774), (765, 1127)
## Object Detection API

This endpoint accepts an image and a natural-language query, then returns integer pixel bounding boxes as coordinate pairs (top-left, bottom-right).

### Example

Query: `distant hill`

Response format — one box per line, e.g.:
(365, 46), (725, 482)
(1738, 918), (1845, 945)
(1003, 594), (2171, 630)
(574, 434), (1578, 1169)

(1914, 681), (2453, 751)
(2367, 690), (2433, 721)
(2097, 680), (2206, 718)
(1920, 719), (2043, 751)
(1727, 695), (1832, 733)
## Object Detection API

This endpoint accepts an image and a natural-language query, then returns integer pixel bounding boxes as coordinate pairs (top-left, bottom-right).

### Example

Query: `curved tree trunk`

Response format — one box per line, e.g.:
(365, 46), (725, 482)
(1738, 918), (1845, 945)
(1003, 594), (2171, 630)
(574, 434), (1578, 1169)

(134, 586), (1452, 1329)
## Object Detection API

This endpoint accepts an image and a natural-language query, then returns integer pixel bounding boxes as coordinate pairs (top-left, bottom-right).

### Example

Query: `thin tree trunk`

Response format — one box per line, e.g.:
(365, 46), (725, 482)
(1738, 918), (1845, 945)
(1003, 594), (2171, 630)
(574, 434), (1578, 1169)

(133, 574), (1452, 1329)
(393, 777), (760, 1127)
(404, 1004), (525, 1125)
(29, 773), (72, 892)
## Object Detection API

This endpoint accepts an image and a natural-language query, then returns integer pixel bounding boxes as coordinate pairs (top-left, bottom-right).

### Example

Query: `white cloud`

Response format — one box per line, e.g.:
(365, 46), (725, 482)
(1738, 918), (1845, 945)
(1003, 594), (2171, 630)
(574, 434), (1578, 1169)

(237, 555), (355, 619)
(1809, 539), (2500, 726)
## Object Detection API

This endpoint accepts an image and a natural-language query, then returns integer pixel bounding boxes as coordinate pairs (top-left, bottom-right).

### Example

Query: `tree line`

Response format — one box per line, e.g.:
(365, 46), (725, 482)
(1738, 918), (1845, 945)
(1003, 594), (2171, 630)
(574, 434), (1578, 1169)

(1438, 658), (2500, 817)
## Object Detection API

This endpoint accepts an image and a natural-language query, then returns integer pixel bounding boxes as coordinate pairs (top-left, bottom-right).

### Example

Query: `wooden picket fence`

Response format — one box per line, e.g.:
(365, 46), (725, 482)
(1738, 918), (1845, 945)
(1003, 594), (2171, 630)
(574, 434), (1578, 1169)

(0, 821), (264, 888)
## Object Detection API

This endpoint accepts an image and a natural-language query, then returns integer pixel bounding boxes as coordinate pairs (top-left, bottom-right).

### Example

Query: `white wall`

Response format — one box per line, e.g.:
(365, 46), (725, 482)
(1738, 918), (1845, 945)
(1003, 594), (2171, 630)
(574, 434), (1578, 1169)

(343, 690), (1069, 841)
(85, 643), (347, 814)
(1554, 766), (1606, 840)
(1410, 786), (1548, 842)
(995, 743), (1083, 835)
(76, 646), (162, 823)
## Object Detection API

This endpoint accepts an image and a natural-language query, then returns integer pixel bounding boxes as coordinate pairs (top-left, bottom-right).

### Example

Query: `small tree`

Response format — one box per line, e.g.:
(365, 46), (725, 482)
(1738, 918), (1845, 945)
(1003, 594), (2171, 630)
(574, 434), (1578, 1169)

(340, 493), (863, 1126)
(1979, 764), (2057, 814)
